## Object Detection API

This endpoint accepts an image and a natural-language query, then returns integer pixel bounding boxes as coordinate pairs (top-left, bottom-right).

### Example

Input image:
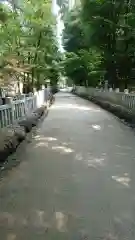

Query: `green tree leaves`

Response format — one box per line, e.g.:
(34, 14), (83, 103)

(0, 0), (60, 92)
(63, 7), (102, 87)
(63, 0), (135, 89)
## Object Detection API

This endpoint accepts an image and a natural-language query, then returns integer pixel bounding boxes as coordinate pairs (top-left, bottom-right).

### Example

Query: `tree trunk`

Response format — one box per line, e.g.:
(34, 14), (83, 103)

(33, 31), (42, 64)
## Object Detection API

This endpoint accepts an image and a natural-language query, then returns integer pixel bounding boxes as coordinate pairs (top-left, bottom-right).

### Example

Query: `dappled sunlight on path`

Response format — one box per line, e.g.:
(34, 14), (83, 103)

(0, 93), (135, 239)
(51, 103), (101, 112)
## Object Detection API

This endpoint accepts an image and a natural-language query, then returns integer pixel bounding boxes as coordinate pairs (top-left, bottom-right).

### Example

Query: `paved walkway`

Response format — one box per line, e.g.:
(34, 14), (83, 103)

(0, 92), (135, 240)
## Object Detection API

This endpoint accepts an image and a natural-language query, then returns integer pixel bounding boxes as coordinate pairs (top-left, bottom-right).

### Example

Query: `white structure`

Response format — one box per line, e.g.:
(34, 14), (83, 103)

(68, 0), (80, 9)
(52, 0), (64, 52)
(0, 89), (49, 128)
(68, 0), (75, 9)
(75, 86), (135, 110)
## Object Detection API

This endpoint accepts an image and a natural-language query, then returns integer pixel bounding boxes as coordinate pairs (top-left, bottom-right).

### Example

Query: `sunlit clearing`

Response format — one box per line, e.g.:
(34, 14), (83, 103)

(112, 174), (131, 187)
(52, 146), (74, 153)
(35, 210), (45, 227)
(34, 135), (57, 141)
(62, 142), (69, 146)
(87, 157), (105, 168)
(88, 158), (105, 165)
(116, 145), (132, 150)
(52, 104), (100, 112)
(92, 124), (101, 130)
(55, 212), (67, 232)
(34, 135), (41, 139)
(34, 142), (49, 148)
(75, 153), (83, 161)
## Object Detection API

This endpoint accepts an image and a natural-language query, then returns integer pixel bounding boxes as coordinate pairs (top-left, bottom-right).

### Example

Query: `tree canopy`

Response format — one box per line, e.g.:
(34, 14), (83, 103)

(0, 0), (61, 93)
(63, 0), (135, 89)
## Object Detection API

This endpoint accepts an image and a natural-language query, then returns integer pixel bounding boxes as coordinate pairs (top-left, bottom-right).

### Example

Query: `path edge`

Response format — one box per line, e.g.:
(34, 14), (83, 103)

(75, 92), (135, 128)
(0, 99), (54, 165)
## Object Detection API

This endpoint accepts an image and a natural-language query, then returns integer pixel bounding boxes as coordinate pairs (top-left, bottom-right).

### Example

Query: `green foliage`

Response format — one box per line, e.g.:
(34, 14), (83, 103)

(63, 7), (102, 87)
(63, 0), (135, 89)
(63, 8), (86, 52)
(0, 0), (61, 92)
(63, 49), (102, 86)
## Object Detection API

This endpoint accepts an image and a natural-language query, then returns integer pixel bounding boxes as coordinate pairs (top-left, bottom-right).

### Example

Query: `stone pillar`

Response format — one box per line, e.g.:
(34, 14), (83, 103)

(109, 88), (113, 92)
(124, 89), (129, 94)
(115, 88), (120, 93)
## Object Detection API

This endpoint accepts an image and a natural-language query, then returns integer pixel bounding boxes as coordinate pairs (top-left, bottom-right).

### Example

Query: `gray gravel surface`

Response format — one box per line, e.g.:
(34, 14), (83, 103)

(0, 92), (135, 240)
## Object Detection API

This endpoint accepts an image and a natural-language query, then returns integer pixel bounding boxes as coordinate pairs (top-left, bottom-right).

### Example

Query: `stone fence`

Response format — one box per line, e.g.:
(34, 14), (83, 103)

(0, 88), (50, 128)
(75, 86), (135, 111)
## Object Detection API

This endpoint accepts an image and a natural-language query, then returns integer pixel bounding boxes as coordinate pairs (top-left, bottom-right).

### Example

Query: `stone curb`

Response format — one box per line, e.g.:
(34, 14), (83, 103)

(75, 92), (135, 128)
(0, 104), (49, 164)
(19, 105), (47, 132)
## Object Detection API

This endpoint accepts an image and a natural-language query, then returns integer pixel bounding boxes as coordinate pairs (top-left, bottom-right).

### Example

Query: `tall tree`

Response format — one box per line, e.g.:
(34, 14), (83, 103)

(63, 7), (102, 86)
(62, 0), (135, 89)
(0, 0), (61, 93)
(82, 0), (135, 88)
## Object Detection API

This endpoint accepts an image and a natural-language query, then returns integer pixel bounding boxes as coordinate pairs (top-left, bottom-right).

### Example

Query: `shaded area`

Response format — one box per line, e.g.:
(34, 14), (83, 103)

(0, 93), (135, 239)
(0, 105), (48, 169)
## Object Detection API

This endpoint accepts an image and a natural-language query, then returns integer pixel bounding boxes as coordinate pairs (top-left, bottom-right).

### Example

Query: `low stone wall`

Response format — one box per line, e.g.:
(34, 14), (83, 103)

(75, 90), (135, 128)
(75, 86), (135, 110)
(0, 99), (53, 166)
